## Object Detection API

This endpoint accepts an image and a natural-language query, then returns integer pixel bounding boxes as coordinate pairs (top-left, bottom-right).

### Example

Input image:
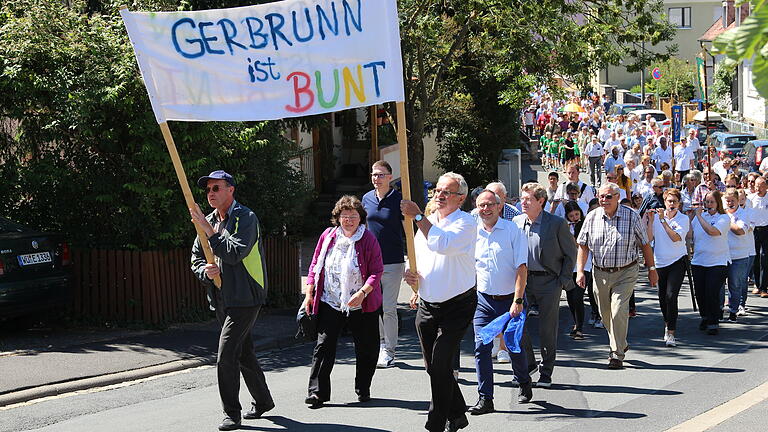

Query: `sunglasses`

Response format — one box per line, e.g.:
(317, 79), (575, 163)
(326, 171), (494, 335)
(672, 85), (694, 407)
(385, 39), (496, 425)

(599, 194), (615, 200)
(205, 185), (226, 194)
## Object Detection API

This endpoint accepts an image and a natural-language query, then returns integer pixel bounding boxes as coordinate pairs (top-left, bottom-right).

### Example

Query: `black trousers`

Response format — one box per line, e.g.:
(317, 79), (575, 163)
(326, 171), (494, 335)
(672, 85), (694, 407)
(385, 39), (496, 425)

(753, 227), (768, 293)
(216, 306), (273, 419)
(584, 271), (599, 320)
(308, 301), (379, 401)
(692, 264), (728, 328)
(416, 289), (476, 432)
(567, 273), (585, 331)
(657, 257), (686, 331)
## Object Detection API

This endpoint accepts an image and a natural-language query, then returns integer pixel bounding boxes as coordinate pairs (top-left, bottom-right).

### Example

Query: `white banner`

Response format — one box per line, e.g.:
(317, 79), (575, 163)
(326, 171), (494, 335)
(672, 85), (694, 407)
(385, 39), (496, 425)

(121, 0), (404, 123)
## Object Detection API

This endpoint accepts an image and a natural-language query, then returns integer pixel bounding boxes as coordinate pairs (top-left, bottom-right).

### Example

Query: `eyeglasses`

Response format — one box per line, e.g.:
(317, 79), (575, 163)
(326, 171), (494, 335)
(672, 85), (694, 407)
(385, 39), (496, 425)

(339, 215), (360, 220)
(476, 203), (498, 209)
(205, 185), (226, 194)
(434, 189), (463, 196)
(371, 173), (390, 178)
(606, 176), (616, 180)
(598, 194), (615, 199)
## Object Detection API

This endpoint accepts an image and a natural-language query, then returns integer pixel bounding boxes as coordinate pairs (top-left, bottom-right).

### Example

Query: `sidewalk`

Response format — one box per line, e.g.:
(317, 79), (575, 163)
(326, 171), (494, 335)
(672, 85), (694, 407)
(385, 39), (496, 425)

(0, 309), (300, 407)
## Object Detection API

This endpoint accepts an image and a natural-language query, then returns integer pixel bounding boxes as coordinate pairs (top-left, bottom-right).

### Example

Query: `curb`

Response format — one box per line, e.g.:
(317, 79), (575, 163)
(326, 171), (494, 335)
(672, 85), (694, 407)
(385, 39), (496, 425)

(0, 334), (305, 408)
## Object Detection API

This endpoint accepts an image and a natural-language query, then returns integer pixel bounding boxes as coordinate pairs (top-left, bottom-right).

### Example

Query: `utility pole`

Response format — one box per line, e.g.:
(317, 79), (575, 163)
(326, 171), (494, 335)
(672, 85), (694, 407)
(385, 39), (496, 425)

(641, 41), (646, 105)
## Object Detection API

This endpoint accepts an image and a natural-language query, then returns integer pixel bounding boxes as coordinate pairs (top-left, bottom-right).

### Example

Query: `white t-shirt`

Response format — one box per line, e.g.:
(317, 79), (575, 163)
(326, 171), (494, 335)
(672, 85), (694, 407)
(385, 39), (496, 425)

(726, 208), (753, 260)
(741, 206), (757, 255)
(691, 212), (731, 267)
(688, 137), (700, 152)
(554, 199), (589, 219)
(673, 146), (695, 171)
(653, 146), (673, 170)
(652, 212), (690, 268)
(747, 192), (768, 227)
(635, 180), (653, 198)
(759, 157), (768, 173)
(554, 180), (595, 203)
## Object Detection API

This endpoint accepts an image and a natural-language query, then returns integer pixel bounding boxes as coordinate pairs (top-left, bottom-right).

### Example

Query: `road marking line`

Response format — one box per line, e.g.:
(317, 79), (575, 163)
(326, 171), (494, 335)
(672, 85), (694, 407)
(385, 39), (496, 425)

(666, 380), (768, 432)
(0, 365), (214, 410)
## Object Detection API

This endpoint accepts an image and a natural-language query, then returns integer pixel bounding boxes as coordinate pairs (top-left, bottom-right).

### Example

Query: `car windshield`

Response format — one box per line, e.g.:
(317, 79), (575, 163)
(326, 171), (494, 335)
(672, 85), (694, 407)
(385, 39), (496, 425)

(623, 106), (644, 113)
(725, 137), (755, 147)
(648, 113), (667, 121)
(0, 217), (27, 234)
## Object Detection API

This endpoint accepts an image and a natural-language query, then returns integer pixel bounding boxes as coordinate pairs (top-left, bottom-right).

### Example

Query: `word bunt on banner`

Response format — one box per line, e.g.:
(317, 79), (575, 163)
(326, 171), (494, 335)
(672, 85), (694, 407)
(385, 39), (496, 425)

(121, 0), (405, 123)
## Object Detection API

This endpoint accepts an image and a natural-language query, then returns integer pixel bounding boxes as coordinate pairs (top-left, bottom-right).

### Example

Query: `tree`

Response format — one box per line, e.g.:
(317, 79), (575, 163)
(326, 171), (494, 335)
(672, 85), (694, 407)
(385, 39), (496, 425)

(714, 0), (768, 100)
(630, 58), (696, 101)
(398, 0), (676, 206)
(0, 0), (312, 249)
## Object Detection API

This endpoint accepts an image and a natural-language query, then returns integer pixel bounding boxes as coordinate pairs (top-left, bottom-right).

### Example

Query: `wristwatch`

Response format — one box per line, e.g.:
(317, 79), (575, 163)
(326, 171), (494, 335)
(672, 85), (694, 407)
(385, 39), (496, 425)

(648, 266), (657, 271)
(414, 214), (424, 222)
(514, 298), (524, 305)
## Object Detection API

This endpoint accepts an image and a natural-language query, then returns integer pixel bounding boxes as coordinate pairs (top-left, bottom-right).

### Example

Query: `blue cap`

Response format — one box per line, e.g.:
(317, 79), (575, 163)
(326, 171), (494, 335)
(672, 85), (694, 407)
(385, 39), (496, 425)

(197, 170), (236, 188)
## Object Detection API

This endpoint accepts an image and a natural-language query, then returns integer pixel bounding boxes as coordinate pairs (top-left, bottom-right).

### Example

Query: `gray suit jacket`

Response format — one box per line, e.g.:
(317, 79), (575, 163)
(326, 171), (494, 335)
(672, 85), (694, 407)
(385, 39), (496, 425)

(537, 211), (578, 290)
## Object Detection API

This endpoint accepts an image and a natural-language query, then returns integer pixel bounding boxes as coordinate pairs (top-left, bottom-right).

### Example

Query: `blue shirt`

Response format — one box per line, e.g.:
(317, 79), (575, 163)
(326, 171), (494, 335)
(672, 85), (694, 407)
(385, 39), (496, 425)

(476, 218), (528, 295)
(363, 188), (405, 265)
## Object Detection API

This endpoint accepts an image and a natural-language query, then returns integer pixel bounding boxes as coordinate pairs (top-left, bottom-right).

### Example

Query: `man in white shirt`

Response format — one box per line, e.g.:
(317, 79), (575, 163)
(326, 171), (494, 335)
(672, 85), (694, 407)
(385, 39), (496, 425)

(604, 147), (623, 180)
(401, 172), (476, 432)
(597, 123), (611, 145)
(553, 183), (589, 218)
(673, 137), (695, 176)
(713, 157), (733, 183)
(653, 137), (673, 171)
(605, 131), (621, 157)
(468, 190), (531, 414)
(687, 128), (701, 159)
(748, 177), (768, 298)
(585, 136), (605, 187)
(554, 164), (595, 204)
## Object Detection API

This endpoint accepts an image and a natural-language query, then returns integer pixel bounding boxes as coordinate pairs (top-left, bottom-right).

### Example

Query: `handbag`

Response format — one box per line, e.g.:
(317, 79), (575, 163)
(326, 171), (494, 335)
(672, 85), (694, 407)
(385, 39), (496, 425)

(295, 305), (318, 341)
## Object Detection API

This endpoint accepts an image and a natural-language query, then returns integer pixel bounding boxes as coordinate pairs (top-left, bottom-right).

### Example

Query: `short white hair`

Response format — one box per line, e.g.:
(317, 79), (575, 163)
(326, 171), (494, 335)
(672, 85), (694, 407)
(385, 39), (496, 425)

(485, 182), (507, 197)
(599, 183), (620, 195)
(439, 172), (468, 196)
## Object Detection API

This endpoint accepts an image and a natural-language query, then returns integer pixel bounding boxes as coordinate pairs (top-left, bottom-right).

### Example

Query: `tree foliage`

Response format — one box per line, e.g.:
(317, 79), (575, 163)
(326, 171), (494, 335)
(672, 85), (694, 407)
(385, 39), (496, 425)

(0, 0), (312, 250)
(398, 0), (676, 205)
(630, 58), (696, 101)
(714, 0), (768, 101)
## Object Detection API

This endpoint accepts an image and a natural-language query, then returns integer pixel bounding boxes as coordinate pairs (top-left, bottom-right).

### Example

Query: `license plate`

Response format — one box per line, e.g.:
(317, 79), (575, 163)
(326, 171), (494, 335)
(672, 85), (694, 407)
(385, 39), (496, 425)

(18, 252), (52, 266)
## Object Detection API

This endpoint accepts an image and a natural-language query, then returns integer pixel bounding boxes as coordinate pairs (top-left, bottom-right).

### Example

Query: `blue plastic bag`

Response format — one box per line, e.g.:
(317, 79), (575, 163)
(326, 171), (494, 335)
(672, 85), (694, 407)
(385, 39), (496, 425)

(478, 311), (527, 354)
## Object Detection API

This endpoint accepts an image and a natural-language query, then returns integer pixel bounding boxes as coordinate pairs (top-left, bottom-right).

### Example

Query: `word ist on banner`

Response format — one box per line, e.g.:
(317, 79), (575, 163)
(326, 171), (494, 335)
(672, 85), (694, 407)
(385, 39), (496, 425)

(121, 0), (405, 123)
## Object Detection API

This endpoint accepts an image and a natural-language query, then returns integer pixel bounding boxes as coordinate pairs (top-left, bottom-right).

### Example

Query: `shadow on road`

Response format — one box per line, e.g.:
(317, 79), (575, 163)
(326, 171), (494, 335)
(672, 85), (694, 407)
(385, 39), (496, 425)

(254, 415), (390, 431)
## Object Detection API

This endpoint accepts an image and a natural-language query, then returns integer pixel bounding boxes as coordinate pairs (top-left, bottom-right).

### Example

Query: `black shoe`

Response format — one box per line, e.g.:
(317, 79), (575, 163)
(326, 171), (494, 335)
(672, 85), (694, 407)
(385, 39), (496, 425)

(357, 394), (371, 402)
(444, 415), (469, 432)
(243, 401), (274, 419)
(607, 358), (623, 369)
(728, 312), (737, 322)
(468, 397), (494, 415)
(218, 416), (241, 431)
(707, 327), (719, 335)
(518, 382), (533, 403)
(304, 394), (323, 408)
(699, 319), (707, 331)
(535, 376), (552, 388)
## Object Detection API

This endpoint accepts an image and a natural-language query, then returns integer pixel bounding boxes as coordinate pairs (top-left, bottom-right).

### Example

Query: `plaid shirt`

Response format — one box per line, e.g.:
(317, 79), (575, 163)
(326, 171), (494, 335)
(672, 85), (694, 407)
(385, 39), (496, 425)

(693, 181), (726, 204)
(577, 204), (649, 268)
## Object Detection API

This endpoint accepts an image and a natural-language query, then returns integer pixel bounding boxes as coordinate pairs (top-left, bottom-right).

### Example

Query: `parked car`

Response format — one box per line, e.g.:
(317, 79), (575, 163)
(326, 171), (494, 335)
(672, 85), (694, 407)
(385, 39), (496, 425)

(0, 217), (72, 326)
(740, 139), (768, 171)
(607, 103), (647, 116)
(706, 132), (758, 157)
(631, 109), (671, 127)
(683, 122), (728, 143)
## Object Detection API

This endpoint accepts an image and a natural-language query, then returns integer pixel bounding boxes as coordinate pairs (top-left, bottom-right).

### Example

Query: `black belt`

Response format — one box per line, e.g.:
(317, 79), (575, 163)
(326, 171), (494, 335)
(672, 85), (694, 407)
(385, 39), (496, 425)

(422, 287), (476, 306)
(483, 293), (514, 301)
(756, 226), (768, 230)
(529, 270), (552, 276)
(594, 261), (637, 273)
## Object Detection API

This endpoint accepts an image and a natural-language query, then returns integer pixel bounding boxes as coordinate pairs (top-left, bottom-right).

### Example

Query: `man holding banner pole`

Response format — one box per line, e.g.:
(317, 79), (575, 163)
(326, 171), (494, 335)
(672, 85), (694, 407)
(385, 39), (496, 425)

(402, 172), (476, 432)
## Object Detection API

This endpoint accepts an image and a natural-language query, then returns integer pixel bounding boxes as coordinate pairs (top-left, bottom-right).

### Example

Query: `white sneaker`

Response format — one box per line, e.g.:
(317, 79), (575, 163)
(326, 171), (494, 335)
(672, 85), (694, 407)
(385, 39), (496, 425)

(491, 336), (501, 358)
(663, 327), (668, 341)
(376, 350), (395, 368)
(497, 350), (511, 363)
(594, 319), (605, 329)
(665, 334), (677, 347)
(737, 305), (747, 316)
(722, 304), (730, 312)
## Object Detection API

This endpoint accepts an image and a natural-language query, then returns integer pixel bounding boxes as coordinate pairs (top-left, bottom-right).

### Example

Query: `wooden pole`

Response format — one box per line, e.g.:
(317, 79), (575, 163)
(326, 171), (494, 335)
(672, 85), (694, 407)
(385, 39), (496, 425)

(370, 105), (379, 166)
(395, 102), (418, 293)
(159, 122), (222, 289)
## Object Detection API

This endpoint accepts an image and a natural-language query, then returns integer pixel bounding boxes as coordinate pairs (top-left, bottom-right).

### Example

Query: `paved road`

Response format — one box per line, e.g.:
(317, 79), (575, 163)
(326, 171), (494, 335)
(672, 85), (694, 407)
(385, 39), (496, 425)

(3, 274), (768, 432)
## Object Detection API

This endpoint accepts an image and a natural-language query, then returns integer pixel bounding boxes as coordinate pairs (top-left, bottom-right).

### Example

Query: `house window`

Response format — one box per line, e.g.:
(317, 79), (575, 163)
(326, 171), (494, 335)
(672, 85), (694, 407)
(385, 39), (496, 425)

(668, 7), (692, 28)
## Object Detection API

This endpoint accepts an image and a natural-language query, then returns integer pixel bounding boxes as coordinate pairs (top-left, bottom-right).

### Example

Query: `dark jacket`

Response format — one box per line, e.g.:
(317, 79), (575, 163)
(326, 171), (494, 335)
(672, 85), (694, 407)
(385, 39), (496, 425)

(191, 201), (268, 310)
(306, 227), (384, 314)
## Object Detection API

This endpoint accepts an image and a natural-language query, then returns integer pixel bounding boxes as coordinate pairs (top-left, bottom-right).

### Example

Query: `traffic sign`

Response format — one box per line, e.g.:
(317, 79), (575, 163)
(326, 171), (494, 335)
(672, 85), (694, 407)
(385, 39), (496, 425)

(652, 67), (662, 80)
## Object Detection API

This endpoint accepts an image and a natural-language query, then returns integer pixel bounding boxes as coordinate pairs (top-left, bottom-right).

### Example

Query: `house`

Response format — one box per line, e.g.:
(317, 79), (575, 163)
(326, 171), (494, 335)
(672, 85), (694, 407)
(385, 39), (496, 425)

(592, 0), (724, 92)
(699, 1), (768, 129)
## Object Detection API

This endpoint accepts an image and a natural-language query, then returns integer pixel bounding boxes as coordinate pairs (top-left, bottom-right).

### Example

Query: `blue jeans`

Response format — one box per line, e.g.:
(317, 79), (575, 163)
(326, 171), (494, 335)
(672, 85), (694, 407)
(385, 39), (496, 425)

(473, 292), (530, 400)
(728, 257), (751, 312)
(744, 256), (755, 307)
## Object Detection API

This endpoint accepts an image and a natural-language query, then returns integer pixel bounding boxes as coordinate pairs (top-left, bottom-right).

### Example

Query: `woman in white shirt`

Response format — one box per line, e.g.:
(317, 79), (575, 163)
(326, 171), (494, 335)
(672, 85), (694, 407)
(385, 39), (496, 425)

(690, 191), (731, 335)
(724, 188), (754, 321)
(646, 188), (690, 347)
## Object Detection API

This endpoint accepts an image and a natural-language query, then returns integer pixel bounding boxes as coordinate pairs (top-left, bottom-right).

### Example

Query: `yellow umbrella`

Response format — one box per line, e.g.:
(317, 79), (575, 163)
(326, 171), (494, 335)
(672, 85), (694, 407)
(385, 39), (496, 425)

(562, 103), (585, 113)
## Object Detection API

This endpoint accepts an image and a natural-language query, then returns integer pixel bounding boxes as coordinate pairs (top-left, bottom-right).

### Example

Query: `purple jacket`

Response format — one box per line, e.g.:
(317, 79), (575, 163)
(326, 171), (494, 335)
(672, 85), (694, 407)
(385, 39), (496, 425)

(307, 227), (384, 314)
